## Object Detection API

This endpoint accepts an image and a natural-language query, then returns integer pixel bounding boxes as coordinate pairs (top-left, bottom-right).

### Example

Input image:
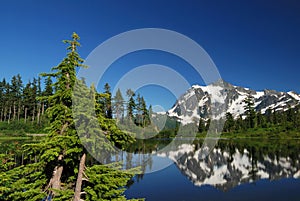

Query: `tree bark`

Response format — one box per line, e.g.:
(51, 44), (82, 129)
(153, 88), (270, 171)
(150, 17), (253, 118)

(32, 105), (35, 123)
(37, 103), (41, 124)
(52, 165), (63, 190)
(24, 107), (27, 123)
(13, 101), (16, 121)
(46, 154), (64, 197)
(74, 153), (86, 201)
(3, 106), (6, 122)
(17, 101), (21, 122)
(8, 106), (12, 123)
(41, 102), (45, 116)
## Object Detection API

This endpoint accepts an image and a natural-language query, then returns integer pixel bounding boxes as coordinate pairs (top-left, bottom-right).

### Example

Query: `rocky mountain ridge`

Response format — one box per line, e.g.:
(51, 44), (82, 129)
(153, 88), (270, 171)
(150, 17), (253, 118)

(167, 80), (300, 125)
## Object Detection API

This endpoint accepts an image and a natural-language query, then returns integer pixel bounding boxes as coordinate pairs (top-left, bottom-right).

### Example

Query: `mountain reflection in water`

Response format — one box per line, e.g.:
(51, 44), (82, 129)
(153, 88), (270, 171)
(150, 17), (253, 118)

(124, 139), (300, 192)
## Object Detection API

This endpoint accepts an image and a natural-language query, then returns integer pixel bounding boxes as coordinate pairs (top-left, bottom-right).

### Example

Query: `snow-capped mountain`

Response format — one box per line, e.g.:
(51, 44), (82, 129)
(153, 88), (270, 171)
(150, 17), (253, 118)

(168, 79), (300, 125)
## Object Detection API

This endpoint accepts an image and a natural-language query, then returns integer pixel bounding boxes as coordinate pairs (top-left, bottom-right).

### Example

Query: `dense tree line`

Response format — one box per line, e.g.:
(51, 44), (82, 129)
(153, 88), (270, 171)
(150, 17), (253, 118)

(0, 74), (152, 135)
(222, 94), (300, 133)
(0, 75), (53, 125)
(196, 94), (300, 134)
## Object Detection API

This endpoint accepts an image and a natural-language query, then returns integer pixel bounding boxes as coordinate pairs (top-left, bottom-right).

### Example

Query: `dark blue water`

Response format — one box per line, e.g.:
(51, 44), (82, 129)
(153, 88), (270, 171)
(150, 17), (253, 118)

(126, 163), (300, 201)
(124, 139), (300, 201)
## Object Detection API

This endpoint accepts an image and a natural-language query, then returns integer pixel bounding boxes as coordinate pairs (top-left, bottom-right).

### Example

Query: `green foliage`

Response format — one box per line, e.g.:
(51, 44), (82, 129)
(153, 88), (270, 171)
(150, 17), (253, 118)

(126, 90), (136, 122)
(135, 95), (150, 127)
(0, 162), (47, 201)
(155, 98), (300, 139)
(223, 112), (235, 132)
(84, 163), (143, 201)
(243, 94), (256, 128)
(0, 33), (141, 201)
(220, 96), (300, 137)
(0, 72), (52, 135)
(103, 83), (113, 119)
(0, 120), (48, 136)
(113, 88), (125, 122)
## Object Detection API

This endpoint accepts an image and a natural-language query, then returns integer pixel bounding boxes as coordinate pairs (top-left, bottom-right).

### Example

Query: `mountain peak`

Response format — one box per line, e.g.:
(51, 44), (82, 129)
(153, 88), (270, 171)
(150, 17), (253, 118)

(168, 80), (300, 124)
(210, 78), (234, 89)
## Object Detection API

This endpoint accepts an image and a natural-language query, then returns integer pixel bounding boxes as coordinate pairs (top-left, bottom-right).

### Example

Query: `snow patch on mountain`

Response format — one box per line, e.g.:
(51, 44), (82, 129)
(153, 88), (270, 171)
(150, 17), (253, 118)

(200, 85), (225, 104)
(168, 80), (300, 124)
(288, 91), (300, 101)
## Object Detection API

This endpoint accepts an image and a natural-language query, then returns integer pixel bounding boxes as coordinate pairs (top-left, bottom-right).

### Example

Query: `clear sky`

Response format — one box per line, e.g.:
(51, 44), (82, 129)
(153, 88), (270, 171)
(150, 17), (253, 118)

(1, 0), (300, 110)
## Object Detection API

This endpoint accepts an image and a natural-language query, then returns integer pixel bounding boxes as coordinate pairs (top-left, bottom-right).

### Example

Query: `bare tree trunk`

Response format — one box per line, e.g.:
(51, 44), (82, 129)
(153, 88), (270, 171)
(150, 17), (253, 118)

(8, 106), (11, 123)
(21, 152), (24, 165)
(32, 105), (35, 123)
(74, 153), (86, 201)
(37, 103), (41, 124)
(41, 102), (45, 116)
(52, 165), (63, 189)
(17, 102), (21, 122)
(45, 154), (64, 198)
(4, 106), (7, 122)
(13, 101), (16, 121)
(24, 107), (27, 123)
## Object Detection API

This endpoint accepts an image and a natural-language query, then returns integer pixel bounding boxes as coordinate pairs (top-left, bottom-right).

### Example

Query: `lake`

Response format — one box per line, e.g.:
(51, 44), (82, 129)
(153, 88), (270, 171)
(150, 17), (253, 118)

(123, 138), (300, 201)
(1, 137), (300, 201)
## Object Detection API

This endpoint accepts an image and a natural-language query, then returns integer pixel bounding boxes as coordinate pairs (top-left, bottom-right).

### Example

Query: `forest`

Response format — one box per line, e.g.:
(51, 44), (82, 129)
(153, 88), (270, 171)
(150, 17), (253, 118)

(0, 72), (152, 136)
(0, 33), (144, 201)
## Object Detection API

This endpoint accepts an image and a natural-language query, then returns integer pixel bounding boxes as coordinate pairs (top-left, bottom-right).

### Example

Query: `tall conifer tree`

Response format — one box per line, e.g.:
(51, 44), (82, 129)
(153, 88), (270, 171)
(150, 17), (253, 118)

(0, 33), (141, 201)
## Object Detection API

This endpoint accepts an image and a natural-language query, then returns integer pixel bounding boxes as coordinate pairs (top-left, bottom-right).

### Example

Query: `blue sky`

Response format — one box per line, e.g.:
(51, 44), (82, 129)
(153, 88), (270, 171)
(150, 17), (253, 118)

(1, 0), (300, 110)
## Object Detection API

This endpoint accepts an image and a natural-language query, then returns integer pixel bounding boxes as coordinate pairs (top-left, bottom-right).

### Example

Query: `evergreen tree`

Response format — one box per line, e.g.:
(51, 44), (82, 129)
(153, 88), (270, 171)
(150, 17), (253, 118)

(42, 76), (54, 115)
(134, 94), (150, 127)
(0, 79), (8, 121)
(0, 33), (140, 201)
(235, 115), (245, 131)
(265, 108), (273, 126)
(272, 109), (279, 125)
(126, 89), (136, 123)
(95, 91), (107, 117)
(224, 112), (235, 132)
(256, 111), (266, 128)
(38, 32), (86, 200)
(104, 83), (112, 119)
(10, 74), (23, 121)
(22, 81), (30, 123)
(31, 78), (38, 123)
(135, 94), (143, 126)
(113, 88), (124, 122)
(3, 79), (11, 122)
(243, 94), (256, 128)
(141, 97), (150, 127)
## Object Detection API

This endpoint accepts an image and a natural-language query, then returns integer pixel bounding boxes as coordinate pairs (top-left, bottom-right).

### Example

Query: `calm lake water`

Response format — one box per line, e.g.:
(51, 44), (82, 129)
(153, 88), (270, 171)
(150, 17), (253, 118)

(123, 138), (300, 201)
(1, 137), (300, 201)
